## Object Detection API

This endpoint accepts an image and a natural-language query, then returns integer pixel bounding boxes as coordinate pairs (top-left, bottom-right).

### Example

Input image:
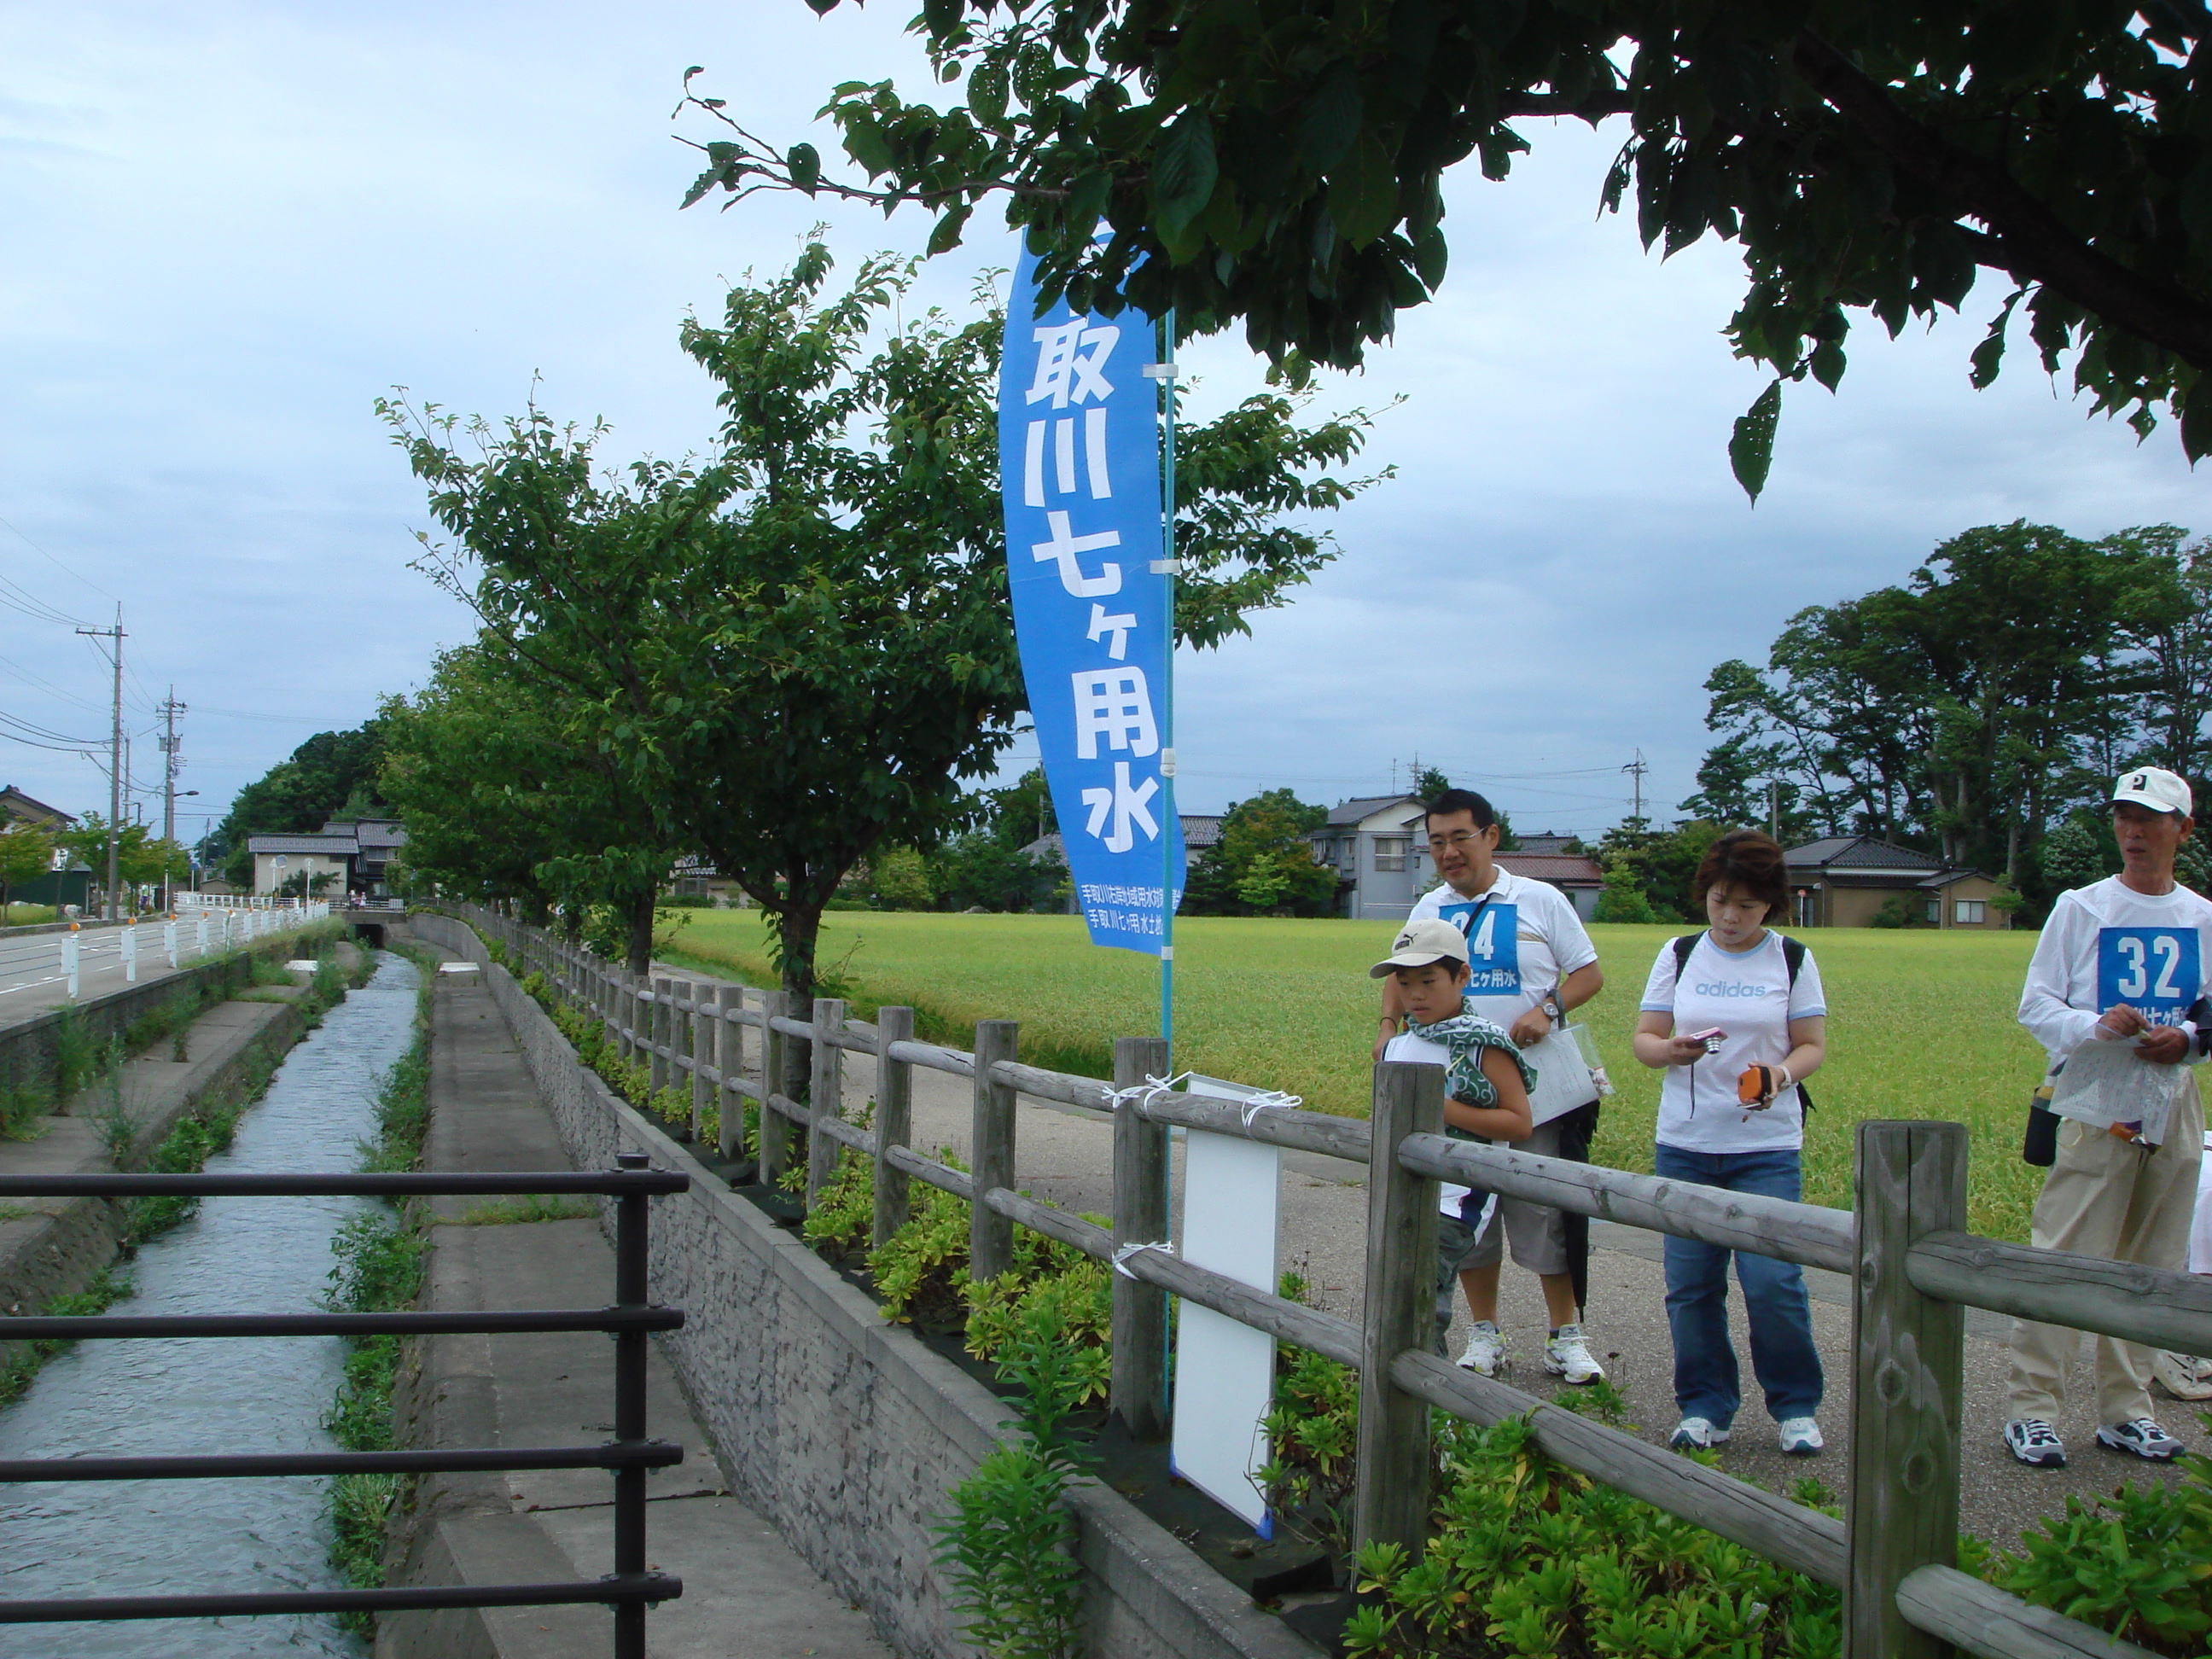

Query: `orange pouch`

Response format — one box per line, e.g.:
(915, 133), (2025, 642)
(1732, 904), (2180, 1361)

(1738, 1065), (1773, 1105)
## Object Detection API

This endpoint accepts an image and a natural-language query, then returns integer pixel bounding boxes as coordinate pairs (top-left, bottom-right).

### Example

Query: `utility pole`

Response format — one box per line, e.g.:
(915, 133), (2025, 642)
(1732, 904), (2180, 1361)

(76, 607), (125, 921)
(1622, 748), (1648, 827)
(1767, 778), (1779, 840)
(160, 688), (187, 911)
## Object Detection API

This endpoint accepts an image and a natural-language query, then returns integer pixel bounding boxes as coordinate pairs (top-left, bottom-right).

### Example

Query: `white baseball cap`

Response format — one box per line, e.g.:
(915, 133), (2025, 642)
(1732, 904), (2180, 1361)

(1370, 918), (1470, 978)
(2112, 766), (2194, 818)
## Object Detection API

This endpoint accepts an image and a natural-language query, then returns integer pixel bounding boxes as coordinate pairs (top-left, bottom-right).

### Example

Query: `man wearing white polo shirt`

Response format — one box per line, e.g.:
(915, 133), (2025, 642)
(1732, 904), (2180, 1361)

(1375, 788), (1607, 1382)
(2005, 765), (2212, 1468)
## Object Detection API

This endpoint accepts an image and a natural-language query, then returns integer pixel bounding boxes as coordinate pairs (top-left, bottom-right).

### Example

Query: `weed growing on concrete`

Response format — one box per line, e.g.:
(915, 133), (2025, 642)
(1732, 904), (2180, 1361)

(90, 1068), (137, 1163)
(322, 1211), (428, 1634)
(445, 1194), (596, 1225)
(48, 1006), (102, 1103)
(935, 1295), (1093, 1659)
(0, 1267), (131, 1410)
(0, 1083), (44, 1141)
(323, 942), (435, 1632)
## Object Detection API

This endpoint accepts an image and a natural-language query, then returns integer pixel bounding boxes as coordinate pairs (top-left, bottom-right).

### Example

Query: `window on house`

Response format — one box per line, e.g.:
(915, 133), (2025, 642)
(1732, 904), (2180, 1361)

(1374, 837), (1408, 872)
(1955, 899), (1986, 925)
(1924, 898), (1941, 923)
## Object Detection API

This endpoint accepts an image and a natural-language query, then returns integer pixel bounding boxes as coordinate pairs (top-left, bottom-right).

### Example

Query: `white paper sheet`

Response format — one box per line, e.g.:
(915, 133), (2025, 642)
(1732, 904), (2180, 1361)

(2048, 1034), (2187, 1144)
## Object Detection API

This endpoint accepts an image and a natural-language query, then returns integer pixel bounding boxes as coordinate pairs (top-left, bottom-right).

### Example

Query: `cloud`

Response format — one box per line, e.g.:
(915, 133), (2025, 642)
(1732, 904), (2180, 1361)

(0, 3), (2198, 853)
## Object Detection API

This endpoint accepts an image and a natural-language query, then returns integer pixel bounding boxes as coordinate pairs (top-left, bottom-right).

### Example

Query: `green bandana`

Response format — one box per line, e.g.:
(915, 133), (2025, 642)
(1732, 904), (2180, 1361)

(1406, 998), (1536, 1118)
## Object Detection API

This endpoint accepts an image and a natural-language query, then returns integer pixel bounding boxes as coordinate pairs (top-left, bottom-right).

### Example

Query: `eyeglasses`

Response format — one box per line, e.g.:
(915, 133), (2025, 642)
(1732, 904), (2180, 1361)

(1425, 830), (1486, 852)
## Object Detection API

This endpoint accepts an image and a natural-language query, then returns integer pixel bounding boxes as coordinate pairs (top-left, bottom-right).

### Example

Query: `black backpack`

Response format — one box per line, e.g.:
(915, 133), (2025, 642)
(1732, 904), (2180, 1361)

(1669, 932), (1816, 1111)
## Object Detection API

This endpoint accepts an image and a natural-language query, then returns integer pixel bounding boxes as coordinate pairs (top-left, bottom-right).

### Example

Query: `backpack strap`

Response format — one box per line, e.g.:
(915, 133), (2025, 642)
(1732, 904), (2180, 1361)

(1671, 933), (1698, 976)
(1780, 933), (1805, 987)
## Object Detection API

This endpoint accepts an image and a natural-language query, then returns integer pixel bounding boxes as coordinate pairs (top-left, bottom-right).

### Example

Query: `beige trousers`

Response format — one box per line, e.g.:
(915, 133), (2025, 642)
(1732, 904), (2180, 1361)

(2006, 1080), (2205, 1426)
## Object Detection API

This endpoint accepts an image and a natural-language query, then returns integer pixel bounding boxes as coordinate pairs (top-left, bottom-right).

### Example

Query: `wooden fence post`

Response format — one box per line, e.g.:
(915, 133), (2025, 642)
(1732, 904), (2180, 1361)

(1111, 1035), (1172, 1441)
(760, 991), (791, 1192)
(690, 980), (714, 1144)
(873, 1006), (916, 1249)
(649, 977), (671, 1095)
(1354, 1058), (1443, 1557)
(1848, 1121), (1967, 1659)
(717, 984), (745, 1162)
(617, 971), (638, 1062)
(807, 998), (847, 1208)
(970, 1021), (1019, 1282)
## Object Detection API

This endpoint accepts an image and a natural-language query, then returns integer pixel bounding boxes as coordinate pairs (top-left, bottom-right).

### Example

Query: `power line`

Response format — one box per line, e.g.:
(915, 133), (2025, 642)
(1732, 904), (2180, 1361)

(0, 512), (119, 607)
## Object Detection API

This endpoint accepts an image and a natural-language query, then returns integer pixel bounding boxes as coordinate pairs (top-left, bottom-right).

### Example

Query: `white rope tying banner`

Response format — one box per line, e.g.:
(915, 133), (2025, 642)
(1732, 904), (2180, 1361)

(1110, 1239), (1175, 1278)
(1235, 1088), (1303, 1129)
(1104, 1071), (1191, 1115)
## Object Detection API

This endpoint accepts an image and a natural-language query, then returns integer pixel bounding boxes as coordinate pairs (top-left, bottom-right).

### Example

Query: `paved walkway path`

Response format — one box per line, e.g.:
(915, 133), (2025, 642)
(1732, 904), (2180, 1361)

(399, 936), (890, 1659)
(654, 958), (2197, 1556)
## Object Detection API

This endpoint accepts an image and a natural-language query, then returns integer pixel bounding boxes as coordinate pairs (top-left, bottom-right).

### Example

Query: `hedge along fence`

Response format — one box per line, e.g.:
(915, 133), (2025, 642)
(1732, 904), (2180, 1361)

(464, 902), (2199, 1659)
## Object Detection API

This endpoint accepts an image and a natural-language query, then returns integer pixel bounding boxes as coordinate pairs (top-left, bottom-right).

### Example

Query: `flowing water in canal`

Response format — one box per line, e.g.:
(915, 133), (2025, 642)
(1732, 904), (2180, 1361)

(0, 950), (421, 1656)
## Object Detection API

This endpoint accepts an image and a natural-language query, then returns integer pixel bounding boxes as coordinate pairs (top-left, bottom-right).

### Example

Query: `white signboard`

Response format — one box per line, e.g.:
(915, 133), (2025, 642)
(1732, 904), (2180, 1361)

(1170, 1074), (1280, 1534)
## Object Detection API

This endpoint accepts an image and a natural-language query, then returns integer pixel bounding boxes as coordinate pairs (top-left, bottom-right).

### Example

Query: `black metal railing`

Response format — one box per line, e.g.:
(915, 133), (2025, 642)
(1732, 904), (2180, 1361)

(0, 1154), (689, 1658)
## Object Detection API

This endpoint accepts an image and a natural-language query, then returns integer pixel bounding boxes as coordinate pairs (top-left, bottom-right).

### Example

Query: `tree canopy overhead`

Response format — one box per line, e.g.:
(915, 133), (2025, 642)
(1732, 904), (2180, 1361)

(684, 0), (2212, 493)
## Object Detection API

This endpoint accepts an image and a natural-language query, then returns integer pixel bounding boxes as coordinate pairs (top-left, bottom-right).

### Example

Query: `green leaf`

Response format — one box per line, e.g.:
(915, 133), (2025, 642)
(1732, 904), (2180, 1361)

(841, 115), (894, 178)
(1729, 379), (1783, 503)
(1327, 136), (1398, 247)
(1152, 112), (1219, 235)
(1298, 63), (1363, 172)
(786, 143), (821, 194)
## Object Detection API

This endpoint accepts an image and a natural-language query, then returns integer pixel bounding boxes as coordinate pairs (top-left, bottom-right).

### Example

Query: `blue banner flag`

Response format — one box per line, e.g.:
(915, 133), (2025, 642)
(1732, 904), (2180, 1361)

(1000, 247), (1185, 955)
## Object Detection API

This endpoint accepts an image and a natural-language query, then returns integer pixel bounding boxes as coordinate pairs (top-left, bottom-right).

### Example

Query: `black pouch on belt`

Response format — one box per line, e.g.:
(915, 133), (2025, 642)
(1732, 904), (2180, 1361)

(2023, 1077), (2060, 1167)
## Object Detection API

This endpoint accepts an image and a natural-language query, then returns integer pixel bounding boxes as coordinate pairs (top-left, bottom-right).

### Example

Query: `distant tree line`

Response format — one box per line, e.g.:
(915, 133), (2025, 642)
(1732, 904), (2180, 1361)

(1621, 521), (2210, 920)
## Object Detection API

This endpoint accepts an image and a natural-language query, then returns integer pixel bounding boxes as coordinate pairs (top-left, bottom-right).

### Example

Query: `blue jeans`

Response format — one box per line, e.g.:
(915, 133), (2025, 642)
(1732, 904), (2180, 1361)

(1653, 1144), (1823, 1426)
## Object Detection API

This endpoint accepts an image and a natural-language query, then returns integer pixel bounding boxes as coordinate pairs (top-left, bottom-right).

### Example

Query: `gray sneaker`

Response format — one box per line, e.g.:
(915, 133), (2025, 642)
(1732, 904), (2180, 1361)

(2004, 1417), (2066, 1467)
(2097, 1417), (2183, 1460)
(1668, 1416), (1730, 1451)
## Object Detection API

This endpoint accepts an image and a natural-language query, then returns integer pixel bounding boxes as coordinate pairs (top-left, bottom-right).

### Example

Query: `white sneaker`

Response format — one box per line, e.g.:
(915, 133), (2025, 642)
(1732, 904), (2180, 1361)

(1669, 1416), (1730, 1450)
(1457, 1320), (1505, 1377)
(2155, 1350), (2212, 1400)
(1778, 1416), (1824, 1455)
(1543, 1324), (1605, 1384)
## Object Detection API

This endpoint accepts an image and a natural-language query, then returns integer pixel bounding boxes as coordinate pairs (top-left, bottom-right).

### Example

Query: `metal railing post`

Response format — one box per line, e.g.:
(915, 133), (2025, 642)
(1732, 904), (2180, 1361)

(806, 998), (847, 1208)
(612, 1150), (650, 1659)
(1354, 1058), (1442, 1557)
(1111, 1035), (1172, 1440)
(970, 1021), (1019, 1282)
(872, 1006), (916, 1249)
(1848, 1121), (1967, 1659)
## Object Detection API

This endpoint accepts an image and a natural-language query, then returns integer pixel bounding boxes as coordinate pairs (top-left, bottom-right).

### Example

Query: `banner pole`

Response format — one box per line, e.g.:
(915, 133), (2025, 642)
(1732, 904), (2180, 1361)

(1156, 309), (1178, 1060)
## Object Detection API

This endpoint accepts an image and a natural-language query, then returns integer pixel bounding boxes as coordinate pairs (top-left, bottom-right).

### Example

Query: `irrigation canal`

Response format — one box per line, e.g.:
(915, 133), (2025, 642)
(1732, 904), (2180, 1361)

(0, 950), (420, 1656)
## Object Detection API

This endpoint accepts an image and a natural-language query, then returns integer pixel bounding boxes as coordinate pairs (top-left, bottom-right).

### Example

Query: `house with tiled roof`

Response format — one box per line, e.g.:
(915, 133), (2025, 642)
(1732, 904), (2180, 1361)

(1784, 835), (2009, 929)
(247, 818), (408, 899)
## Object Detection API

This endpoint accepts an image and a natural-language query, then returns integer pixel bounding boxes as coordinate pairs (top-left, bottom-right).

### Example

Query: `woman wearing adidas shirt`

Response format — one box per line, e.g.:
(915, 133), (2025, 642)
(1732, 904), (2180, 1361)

(1633, 830), (1827, 1457)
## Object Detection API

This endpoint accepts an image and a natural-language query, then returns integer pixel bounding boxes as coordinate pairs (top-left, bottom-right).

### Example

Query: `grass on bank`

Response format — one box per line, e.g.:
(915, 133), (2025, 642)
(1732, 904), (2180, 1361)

(663, 911), (2050, 1240)
(319, 941), (435, 1636)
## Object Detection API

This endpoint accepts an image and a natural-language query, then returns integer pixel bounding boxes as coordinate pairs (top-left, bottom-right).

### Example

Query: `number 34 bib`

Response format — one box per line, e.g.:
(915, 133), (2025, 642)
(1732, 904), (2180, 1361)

(2097, 927), (2203, 1025)
(1439, 899), (1522, 997)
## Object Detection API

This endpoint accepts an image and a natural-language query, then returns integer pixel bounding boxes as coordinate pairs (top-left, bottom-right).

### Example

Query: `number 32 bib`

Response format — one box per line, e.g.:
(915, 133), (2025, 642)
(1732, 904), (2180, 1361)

(2097, 926), (2203, 1026)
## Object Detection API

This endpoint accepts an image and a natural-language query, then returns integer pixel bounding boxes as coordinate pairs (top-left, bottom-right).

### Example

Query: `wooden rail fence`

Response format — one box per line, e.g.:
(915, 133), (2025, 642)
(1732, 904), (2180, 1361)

(460, 904), (2209, 1659)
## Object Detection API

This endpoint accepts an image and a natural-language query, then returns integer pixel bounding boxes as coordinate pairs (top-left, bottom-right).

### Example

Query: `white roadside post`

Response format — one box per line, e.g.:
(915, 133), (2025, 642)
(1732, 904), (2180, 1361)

(62, 926), (79, 999)
(121, 918), (137, 983)
(196, 914), (209, 958)
(164, 917), (178, 969)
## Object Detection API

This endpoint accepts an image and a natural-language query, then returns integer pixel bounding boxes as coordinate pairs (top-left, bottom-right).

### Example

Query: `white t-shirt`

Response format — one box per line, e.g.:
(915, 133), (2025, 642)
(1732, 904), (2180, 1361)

(1383, 1030), (1475, 1219)
(2019, 875), (2212, 1066)
(1408, 869), (1601, 1124)
(1639, 931), (1826, 1154)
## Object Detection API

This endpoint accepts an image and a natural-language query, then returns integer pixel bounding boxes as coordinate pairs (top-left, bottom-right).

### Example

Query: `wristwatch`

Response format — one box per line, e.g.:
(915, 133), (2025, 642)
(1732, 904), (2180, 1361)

(1539, 998), (1562, 1023)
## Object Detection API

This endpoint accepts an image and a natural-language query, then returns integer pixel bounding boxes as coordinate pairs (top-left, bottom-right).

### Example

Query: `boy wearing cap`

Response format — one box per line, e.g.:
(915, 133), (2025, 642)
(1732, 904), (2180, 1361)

(1377, 789), (1607, 1384)
(2005, 766), (2212, 1468)
(1371, 920), (1535, 1353)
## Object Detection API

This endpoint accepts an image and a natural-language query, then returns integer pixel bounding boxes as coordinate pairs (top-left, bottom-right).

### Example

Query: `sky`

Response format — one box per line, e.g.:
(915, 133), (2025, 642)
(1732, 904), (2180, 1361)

(0, 3), (2204, 849)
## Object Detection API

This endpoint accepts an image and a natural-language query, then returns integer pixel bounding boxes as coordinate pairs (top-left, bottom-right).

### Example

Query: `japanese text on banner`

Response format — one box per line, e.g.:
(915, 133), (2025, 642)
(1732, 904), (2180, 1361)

(999, 247), (1185, 954)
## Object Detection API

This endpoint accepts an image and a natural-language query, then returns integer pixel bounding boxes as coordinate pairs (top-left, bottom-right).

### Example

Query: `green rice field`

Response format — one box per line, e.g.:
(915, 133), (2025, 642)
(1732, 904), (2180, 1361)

(663, 911), (2056, 1241)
